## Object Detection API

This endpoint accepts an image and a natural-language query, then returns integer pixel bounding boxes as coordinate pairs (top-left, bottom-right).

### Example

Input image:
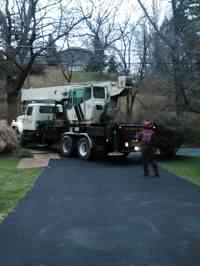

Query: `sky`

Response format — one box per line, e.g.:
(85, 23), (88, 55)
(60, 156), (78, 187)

(67, 0), (171, 49)
(76, 0), (171, 24)
(117, 0), (171, 23)
(0, 0), (171, 54)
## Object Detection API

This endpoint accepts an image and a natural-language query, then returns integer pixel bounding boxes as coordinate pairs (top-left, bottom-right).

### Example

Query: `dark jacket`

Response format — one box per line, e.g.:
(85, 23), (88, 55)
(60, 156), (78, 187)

(137, 129), (155, 146)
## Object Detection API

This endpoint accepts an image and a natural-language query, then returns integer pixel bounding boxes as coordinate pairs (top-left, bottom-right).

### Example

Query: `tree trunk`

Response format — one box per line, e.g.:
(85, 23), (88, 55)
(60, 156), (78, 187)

(0, 89), (7, 120)
(126, 88), (138, 122)
(4, 63), (33, 123)
(7, 93), (19, 124)
(126, 91), (130, 121)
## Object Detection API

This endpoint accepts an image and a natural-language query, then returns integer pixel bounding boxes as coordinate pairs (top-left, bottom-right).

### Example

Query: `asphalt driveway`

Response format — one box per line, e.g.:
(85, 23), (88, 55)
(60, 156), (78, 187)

(0, 155), (200, 266)
(177, 148), (200, 157)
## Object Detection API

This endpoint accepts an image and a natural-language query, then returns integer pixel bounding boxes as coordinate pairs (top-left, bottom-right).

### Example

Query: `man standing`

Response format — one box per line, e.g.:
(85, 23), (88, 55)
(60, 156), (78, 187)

(137, 121), (159, 177)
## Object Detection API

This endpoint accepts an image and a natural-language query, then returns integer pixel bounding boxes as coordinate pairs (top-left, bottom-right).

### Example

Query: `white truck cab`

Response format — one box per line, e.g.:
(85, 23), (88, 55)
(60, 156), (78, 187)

(12, 103), (63, 134)
(23, 103), (62, 131)
(66, 85), (110, 123)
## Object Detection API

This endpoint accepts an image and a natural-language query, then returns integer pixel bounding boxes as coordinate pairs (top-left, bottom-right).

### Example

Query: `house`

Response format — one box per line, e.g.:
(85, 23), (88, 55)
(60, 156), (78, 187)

(59, 48), (93, 72)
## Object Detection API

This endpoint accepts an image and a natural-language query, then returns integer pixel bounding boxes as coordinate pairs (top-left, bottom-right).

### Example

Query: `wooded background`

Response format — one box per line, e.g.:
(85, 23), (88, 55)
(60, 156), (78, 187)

(0, 0), (200, 143)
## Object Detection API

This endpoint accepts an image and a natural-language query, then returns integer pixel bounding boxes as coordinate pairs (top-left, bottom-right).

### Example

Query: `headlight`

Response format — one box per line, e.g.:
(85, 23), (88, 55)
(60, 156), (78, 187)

(125, 142), (129, 147)
(134, 146), (140, 152)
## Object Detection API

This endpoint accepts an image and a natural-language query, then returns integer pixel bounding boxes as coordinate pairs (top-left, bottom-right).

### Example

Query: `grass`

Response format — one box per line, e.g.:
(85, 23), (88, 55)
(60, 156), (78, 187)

(162, 156), (200, 186)
(0, 157), (41, 223)
(25, 69), (117, 88)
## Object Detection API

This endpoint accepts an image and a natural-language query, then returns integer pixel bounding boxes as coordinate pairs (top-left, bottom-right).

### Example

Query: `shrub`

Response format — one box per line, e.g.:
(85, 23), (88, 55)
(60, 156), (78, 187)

(182, 127), (200, 146)
(0, 120), (17, 153)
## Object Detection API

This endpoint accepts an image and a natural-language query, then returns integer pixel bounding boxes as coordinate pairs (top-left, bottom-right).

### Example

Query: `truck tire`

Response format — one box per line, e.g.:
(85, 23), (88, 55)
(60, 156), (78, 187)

(14, 128), (21, 143)
(20, 135), (28, 147)
(159, 147), (177, 158)
(92, 142), (108, 159)
(164, 148), (177, 158)
(19, 131), (29, 147)
(77, 137), (92, 160)
(122, 152), (129, 157)
(61, 135), (74, 157)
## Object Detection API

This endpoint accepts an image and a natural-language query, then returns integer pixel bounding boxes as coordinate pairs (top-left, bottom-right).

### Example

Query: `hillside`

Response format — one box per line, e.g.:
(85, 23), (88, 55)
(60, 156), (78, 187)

(24, 67), (118, 88)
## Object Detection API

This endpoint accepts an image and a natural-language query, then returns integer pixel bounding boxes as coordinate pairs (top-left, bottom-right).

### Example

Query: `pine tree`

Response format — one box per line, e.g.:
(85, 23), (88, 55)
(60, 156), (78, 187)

(46, 34), (59, 66)
(86, 36), (106, 72)
(107, 56), (118, 73)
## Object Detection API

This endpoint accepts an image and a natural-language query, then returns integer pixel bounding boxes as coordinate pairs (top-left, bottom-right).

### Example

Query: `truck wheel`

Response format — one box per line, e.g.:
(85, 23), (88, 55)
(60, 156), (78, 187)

(164, 148), (177, 157)
(61, 135), (74, 157)
(77, 137), (92, 160)
(92, 143), (108, 159)
(14, 128), (21, 143)
(122, 152), (129, 157)
(20, 134), (27, 147)
(159, 147), (177, 158)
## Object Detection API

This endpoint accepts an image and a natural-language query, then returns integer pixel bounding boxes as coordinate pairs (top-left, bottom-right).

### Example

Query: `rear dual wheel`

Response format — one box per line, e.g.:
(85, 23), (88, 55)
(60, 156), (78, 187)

(61, 136), (92, 160)
(61, 136), (106, 160)
(77, 138), (108, 160)
(77, 137), (92, 160)
(61, 135), (74, 157)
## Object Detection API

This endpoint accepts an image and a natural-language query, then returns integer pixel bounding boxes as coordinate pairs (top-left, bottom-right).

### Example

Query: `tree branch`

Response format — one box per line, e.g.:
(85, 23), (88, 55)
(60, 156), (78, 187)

(136, 0), (174, 51)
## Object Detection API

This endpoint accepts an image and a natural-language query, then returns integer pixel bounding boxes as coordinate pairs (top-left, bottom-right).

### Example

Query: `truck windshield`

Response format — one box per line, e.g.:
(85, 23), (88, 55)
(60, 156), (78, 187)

(84, 87), (91, 100)
(39, 106), (59, 113)
(26, 107), (33, 116)
(93, 86), (105, 99)
(67, 87), (91, 109)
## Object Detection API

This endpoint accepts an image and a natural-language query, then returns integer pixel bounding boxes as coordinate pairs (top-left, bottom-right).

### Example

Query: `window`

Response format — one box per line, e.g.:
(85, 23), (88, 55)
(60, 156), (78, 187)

(93, 86), (105, 99)
(26, 107), (33, 116)
(73, 89), (85, 105)
(67, 87), (91, 109)
(67, 91), (73, 109)
(84, 87), (91, 100)
(39, 106), (58, 114)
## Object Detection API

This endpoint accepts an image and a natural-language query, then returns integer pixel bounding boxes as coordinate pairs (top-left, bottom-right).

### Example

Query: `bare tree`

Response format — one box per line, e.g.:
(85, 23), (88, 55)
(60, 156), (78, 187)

(136, 0), (200, 117)
(0, 0), (90, 121)
(59, 38), (74, 83)
(113, 17), (144, 75)
(60, 61), (74, 84)
(125, 21), (150, 120)
(79, 0), (123, 72)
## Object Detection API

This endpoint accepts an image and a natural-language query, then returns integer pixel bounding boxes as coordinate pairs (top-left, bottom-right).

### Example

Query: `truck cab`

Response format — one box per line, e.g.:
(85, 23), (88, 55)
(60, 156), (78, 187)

(23, 103), (63, 131)
(65, 85), (109, 124)
(12, 102), (63, 145)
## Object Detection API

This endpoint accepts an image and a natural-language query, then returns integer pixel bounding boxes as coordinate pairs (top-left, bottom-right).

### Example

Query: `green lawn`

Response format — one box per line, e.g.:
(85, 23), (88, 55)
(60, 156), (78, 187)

(0, 157), (41, 222)
(27, 70), (118, 88)
(162, 156), (200, 186)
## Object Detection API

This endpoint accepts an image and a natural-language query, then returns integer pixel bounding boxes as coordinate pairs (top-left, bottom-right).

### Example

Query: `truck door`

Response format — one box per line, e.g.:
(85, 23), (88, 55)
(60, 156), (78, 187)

(38, 106), (55, 122)
(23, 106), (35, 131)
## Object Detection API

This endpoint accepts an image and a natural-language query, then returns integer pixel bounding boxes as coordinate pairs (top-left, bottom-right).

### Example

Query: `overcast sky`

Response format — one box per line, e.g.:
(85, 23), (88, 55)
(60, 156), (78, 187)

(76, 0), (171, 23)
(116, 0), (171, 23)
(66, 0), (171, 47)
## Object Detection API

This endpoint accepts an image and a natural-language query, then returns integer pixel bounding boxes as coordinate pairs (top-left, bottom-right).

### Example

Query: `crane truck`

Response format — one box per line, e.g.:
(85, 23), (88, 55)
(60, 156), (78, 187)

(12, 78), (183, 160)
